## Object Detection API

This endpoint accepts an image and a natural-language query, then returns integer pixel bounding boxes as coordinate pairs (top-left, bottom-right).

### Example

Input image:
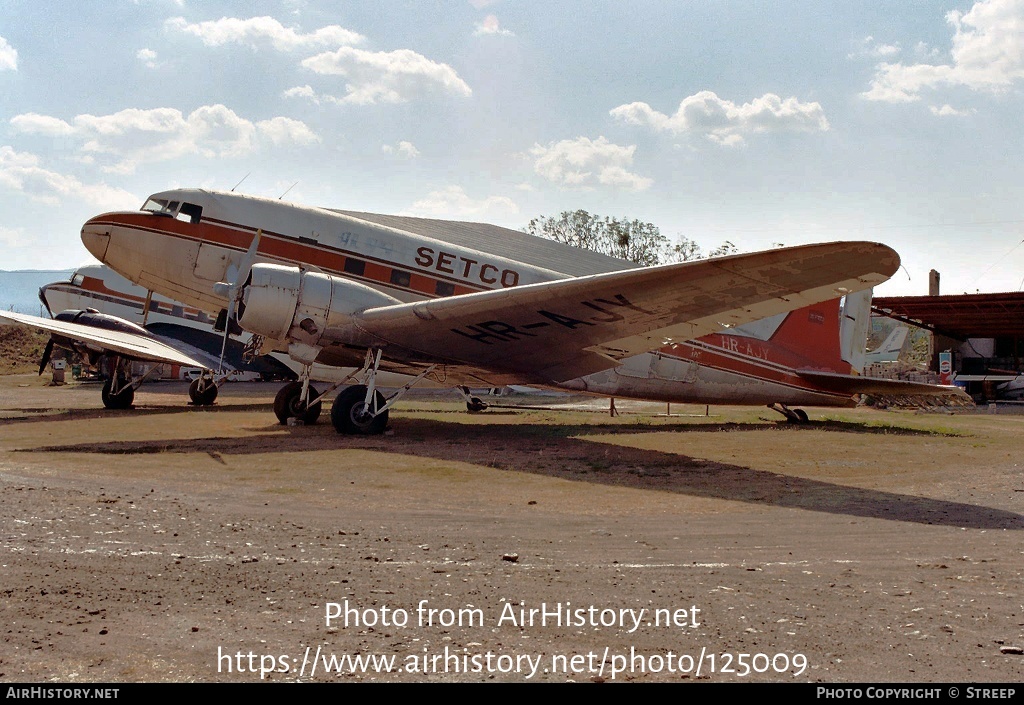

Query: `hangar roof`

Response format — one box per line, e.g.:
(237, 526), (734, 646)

(872, 292), (1024, 339)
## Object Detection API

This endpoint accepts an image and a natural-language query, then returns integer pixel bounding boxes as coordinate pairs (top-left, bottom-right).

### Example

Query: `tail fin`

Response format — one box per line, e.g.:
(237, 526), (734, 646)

(865, 325), (909, 363)
(767, 296), (855, 373)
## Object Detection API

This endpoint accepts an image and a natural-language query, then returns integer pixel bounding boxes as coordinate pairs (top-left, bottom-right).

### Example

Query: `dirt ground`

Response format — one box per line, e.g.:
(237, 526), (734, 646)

(1, 375), (1022, 683)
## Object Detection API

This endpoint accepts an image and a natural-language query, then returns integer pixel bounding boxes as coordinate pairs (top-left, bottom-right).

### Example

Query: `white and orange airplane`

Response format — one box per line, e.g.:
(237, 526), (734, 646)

(5, 188), (962, 431)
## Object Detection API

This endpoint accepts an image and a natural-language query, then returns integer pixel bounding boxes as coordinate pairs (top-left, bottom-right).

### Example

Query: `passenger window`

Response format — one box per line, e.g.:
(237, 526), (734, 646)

(435, 281), (455, 297)
(344, 258), (366, 276)
(390, 270), (411, 288)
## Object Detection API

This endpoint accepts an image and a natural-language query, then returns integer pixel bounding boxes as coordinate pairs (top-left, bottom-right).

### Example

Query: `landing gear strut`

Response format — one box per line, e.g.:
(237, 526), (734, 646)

(768, 403), (809, 423)
(328, 349), (436, 435)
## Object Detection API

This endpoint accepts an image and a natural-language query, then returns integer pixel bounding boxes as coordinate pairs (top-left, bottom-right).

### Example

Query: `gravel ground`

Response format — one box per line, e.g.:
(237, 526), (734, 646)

(1, 378), (1022, 682)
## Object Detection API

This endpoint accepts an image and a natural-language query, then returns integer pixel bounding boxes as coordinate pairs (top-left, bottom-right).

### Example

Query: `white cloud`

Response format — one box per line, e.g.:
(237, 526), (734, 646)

(474, 15), (514, 37)
(0, 36), (17, 71)
(11, 105), (319, 174)
(137, 48), (158, 68)
(929, 103), (976, 116)
(0, 226), (26, 248)
(10, 113), (76, 136)
(403, 185), (518, 219)
(863, 0), (1024, 102)
(301, 47), (472, 104)
(382, 140), (420, 158)
(255, 117), (320, 146)
(610, 90), (829, 147)
(849, 36), (901, 60)
(282, 85), (321, 104)
(529, 136), (652, 190)
(0, 146), (138, 210)
(166, 16), (365, 51)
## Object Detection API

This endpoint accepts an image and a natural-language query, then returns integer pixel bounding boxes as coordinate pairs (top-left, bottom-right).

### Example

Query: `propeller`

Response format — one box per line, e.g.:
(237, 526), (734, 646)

(38, 339), (54, 376)
(213, 230), (262, 372)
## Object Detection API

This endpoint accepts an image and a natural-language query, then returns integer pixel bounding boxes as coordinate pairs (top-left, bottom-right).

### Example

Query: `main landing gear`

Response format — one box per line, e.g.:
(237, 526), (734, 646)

(768, 403), (809, 424)
(100, 356), (164, 410)
(188, 375), (219, 406)
(274, 380), (322, 425)
(101, 374), (135, 409)
(272, 349), (436, 435)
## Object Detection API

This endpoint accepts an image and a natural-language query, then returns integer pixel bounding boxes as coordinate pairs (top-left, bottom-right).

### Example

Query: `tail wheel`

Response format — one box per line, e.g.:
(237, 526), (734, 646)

(101, 378), (134, 409)
(331, 385), (389, 435)
(466, 396), (489, 413)
(274, 381), (322, 425)
(188, 377), (218, 406)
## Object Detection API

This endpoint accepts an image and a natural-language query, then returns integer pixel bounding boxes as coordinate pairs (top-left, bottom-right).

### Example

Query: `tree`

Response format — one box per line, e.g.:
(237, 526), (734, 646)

(524, 210), (737, 266)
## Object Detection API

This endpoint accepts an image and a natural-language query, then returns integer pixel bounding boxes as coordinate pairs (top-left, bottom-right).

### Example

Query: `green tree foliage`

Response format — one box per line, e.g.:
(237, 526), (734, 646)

(524, 210), (735, 266)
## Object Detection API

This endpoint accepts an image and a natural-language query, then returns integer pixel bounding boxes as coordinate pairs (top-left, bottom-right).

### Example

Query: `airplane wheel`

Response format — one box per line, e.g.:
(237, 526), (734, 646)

(274, 381), (322, 425)
(787, 408), (809, 424)
(189, 378), (218, 406)
(332, 385), (388, 435)
(101, 378), (134, 409)
(466, 396), (488, 413)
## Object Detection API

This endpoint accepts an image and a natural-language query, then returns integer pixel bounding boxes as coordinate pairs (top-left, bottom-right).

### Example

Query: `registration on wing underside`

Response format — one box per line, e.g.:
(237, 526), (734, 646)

(450, 294), (655, 344)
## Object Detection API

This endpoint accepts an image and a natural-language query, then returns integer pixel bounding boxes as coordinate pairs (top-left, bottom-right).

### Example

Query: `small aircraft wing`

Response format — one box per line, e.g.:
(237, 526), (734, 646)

(342, 241), (900, 383)
(0, 310), (208, 369)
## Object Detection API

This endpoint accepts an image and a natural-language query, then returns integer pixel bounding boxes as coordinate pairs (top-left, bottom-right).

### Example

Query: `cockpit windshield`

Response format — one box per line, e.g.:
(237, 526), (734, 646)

(141, 197), (203, 224)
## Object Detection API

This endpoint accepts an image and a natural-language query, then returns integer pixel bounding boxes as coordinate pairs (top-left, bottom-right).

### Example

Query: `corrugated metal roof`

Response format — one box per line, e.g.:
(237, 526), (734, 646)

(329, 210), (635, 277)
(873, 291), (1024, 338)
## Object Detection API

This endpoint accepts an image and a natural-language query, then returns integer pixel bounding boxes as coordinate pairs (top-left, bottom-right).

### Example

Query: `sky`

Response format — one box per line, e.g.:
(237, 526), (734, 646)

(2, 0), (1024, 297)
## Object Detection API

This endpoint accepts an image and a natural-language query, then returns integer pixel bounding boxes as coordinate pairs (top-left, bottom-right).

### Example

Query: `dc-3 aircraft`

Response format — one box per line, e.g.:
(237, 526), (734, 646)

(7, 187), (964, 433)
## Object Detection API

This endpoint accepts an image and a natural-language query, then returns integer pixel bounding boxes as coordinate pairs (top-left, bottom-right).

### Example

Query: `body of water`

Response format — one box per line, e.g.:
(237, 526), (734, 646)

(0, 270), (75, 317)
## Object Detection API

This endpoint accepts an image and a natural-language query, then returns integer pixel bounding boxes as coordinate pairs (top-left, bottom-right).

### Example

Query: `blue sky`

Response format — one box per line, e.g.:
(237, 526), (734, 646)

(2, 0), (1024, 297)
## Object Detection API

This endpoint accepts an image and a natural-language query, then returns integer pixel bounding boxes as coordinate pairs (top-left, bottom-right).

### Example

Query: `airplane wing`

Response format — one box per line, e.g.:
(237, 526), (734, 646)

(0, 310), (208, 369)
(338, 241), (899, 383)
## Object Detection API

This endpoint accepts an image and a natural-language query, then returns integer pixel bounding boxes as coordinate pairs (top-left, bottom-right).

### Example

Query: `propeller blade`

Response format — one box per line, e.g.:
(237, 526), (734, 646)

(38, 339), (54, 376)
(217, 229), (262, 372)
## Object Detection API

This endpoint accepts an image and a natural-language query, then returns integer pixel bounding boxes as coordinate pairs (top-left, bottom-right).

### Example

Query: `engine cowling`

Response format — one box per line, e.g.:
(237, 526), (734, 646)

(237, 263), (400, 349)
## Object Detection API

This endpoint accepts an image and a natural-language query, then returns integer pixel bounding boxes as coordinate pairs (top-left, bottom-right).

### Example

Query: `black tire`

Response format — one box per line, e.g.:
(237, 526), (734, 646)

(188, 377), (218, 406)
(794, 408), (809, 423)
(101, 378), (134, 409)
(331, 385), (388, 435)
(466, 396), (488, 413)
(273, 381), (322, 425)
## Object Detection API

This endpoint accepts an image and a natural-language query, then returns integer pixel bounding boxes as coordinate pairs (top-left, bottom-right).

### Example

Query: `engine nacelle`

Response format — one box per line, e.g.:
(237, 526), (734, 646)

(237, 263), (400, 348)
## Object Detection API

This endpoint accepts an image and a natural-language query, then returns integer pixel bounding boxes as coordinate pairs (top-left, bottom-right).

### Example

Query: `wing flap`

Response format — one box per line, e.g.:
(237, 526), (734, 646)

(336, 241), (899, 383)
(0, 311), (208, 369)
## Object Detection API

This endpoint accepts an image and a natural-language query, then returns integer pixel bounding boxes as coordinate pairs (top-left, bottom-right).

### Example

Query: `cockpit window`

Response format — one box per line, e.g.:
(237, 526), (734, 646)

(142, 198), (174, 216)
(71, 273), (84, 287)
(141, 198), (202, 224)
(178, 202), (203, 224)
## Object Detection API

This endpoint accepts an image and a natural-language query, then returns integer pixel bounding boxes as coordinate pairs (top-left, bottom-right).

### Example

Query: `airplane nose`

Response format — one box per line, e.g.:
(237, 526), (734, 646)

(81, 218), (110, 261)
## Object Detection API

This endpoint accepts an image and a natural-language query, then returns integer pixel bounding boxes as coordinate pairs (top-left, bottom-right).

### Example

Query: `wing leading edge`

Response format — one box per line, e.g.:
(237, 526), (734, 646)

(334, 241), (900, 383)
